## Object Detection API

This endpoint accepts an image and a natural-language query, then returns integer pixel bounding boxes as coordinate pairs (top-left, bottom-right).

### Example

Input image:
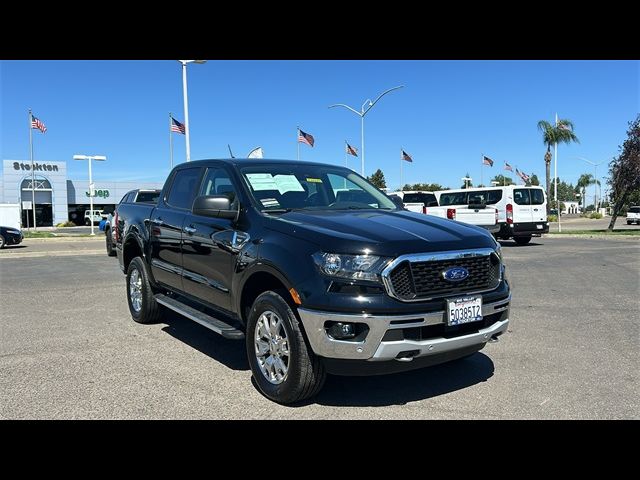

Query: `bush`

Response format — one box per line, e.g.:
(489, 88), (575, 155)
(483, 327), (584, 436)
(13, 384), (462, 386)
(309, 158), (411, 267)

(548, 214), (558, 222)
(56, 221), (76, 227)
(589, 212), (603, 219)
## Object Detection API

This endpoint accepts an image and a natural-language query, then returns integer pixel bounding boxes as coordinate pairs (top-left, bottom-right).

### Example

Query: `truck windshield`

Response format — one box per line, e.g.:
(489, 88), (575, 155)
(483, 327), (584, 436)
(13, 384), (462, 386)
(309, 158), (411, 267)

(240, 164), (396, 212)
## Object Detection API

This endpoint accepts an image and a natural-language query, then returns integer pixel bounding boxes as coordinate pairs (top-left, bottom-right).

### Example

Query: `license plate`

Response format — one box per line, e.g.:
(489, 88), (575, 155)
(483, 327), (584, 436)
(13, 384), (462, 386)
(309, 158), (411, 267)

(447, 295), (483, 326)
(536, 224), (543, 229)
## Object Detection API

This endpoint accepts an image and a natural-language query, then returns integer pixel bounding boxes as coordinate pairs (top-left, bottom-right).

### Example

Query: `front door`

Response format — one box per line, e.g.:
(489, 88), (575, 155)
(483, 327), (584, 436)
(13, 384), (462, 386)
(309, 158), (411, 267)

(181, 165), (244, 312)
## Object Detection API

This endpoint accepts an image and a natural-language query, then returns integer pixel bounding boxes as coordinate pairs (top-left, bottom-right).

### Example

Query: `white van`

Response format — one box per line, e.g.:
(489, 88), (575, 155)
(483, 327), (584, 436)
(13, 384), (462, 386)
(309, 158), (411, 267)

(434, 186), (549, 245)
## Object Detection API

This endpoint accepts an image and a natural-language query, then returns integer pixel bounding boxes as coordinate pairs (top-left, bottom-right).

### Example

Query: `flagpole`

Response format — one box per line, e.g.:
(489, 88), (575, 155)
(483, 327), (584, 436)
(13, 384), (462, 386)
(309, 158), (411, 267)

(169, 113), (174, 170)
(481, 153), (484, 187)
(344, 141), (347, 189)
(297, 126), (300, 161)
(400, 148), (403, 189)
(29, 109), (37, 231)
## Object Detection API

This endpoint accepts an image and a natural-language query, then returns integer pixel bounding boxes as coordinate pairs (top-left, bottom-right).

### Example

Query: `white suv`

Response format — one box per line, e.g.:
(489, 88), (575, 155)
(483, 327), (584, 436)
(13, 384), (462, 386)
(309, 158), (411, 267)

(626, 206), (640, 225)
(84, 210), (104, 226)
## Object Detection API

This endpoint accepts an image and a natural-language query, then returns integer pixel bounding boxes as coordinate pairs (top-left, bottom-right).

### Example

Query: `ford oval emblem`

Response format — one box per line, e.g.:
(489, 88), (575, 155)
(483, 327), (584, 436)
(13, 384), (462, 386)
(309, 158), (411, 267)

(442, 267), (469, 282)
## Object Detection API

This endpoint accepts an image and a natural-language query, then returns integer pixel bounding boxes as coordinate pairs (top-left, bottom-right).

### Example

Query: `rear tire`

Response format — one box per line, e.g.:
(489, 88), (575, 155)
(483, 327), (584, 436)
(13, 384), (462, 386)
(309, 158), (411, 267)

(514, 236), (532, 245)
(246, 290), (326, 404)
(0, 234), (5, 249)
(126, 257), (163, 324)
(105, 229), (116, 256)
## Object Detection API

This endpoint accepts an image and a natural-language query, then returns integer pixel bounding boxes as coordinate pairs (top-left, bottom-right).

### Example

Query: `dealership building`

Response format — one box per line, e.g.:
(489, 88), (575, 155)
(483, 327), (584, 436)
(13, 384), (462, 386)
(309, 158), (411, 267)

(1, 160), (163, 227)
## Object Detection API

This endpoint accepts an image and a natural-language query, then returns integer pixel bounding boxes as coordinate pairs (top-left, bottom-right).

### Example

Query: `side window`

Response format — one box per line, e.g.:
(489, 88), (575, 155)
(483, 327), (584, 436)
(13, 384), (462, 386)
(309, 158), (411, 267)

(486, 190), (503, 204)
(166, 168), (202, 210)
(119, 193), (129, 204)
(530, 189), (545, 205)
(514, 189), (530, 205)
(126, 192), (136, 203)
(199, 167), (239, 209)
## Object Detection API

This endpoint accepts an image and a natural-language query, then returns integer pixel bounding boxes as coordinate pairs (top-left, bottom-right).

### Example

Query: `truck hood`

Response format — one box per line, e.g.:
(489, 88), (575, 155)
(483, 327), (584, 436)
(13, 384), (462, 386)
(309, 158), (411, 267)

(264, 209), (496, 256)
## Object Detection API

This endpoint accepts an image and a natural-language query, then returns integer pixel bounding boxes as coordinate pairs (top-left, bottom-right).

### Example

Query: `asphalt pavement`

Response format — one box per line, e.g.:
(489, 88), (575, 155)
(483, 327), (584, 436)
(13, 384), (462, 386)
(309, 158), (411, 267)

(0, 235), (638, 419)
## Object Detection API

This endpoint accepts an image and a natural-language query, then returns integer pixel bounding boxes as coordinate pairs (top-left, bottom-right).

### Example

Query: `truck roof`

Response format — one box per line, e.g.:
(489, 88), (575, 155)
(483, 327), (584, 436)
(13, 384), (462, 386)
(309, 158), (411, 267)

(178, 158), (352, 170)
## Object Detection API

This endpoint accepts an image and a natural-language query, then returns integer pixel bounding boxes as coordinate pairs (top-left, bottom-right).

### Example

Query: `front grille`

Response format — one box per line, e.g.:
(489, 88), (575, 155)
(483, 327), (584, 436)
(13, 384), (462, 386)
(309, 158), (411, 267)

(386, 253), (501, 301)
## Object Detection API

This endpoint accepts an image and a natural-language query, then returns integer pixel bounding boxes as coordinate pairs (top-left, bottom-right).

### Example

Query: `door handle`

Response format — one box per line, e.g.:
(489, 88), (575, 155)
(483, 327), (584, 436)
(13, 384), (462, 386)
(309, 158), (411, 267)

(151, 218), (164, 226)
(184, 226), (197, 234)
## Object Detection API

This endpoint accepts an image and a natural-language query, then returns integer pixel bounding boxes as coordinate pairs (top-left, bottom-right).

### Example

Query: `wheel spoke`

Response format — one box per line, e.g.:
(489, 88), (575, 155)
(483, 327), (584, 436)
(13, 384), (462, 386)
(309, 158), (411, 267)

(254, 309), (290, 385)
(255, 339), (269, 357)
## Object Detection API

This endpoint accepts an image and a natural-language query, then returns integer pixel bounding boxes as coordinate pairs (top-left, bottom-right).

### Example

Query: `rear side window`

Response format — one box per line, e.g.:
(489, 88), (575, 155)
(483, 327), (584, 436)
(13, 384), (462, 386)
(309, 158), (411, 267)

(439, 191), (468, 206)
(403, 193), (437, 206)
(124, 192), (135, 203)
(136, 191), (160, 203)
(166, 168), (202, 210)
(514, 189), (530, 205)
(530, 189), (545, 205)
(629, 207), (640, 213)
(485, 190), (503, 204)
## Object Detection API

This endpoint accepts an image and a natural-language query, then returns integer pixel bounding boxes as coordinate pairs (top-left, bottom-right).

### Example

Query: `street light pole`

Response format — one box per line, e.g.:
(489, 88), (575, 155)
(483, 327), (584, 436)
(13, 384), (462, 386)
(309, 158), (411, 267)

(178, 60), (207, 162)
(329, 85), (404, 176)
(74, 155), (106, 236)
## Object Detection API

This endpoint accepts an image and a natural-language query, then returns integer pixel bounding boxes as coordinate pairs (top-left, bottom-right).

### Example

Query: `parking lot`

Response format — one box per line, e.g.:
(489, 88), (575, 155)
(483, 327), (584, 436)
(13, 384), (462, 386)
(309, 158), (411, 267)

(1, 235), (638, 419)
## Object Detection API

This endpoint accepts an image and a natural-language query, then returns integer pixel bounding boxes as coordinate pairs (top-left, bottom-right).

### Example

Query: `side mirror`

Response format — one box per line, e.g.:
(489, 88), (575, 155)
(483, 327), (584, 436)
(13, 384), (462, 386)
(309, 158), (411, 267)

(388, 195), (405, 208)
(193, 195), (238, 220)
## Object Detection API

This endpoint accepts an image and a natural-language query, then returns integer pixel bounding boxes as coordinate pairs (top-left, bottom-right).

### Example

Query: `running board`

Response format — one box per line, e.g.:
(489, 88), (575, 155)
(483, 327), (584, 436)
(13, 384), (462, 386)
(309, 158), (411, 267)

(155, 294), (245, 340)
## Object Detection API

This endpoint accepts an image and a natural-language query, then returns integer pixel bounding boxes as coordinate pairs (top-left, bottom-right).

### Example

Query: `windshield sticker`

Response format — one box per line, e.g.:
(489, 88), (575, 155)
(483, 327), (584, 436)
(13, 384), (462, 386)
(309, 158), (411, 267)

(246, 173), (279, 191)
(273, 175), (305, 193)
(260, 198), (281, 208)
(305, 177), (323, 183)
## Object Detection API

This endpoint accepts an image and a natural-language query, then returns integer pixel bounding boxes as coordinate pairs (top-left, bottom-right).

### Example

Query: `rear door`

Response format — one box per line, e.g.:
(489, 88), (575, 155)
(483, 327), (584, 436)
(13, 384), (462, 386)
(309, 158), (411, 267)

(513, 188), (533, 223)
(530, 188), (546, 222)
(149, 167), (203, 292)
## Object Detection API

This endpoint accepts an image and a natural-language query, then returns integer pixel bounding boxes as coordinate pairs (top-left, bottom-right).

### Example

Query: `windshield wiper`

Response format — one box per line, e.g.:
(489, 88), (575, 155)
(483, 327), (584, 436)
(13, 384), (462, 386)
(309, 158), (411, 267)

(261, 208), (292, 214)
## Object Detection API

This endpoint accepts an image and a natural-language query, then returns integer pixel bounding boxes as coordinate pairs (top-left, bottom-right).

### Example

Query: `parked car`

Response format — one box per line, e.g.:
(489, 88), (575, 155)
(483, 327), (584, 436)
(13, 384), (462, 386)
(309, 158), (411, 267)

(105, 189), (161, 257)
(84, 210), (105, 226)
(626, 206), (640, 225)
(389, 190), (500, 234)
(0, 225), (23, 249)
(434, 185), (549, 245)
(115, 158), (510, 404)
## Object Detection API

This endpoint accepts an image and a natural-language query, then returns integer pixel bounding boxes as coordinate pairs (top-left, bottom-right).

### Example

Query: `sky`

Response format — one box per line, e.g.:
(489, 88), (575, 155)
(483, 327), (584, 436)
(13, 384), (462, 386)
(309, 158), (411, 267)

(1, 60), (638, 193)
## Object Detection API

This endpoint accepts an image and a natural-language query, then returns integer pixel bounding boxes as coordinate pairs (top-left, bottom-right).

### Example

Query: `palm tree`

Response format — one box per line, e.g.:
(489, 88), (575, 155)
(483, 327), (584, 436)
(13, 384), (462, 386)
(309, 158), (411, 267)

(537, 119), (580, 213)
(576, 173), (600, 210)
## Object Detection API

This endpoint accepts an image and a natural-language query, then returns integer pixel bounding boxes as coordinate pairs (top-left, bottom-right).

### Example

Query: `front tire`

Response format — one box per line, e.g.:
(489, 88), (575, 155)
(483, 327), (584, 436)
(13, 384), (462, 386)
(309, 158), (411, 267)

(514, 236), (532, 245)
(105, 229), (116, 256)
(246, 290), (326, 404)
(0, 234), (5, 249)
(126, 257), (163, 324)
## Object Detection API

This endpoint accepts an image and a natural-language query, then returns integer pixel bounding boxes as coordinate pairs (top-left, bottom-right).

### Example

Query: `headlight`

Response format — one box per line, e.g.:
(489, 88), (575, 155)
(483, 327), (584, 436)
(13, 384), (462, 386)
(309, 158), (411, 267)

(312, 252), (390, 283)
(7, 230), (21, 235)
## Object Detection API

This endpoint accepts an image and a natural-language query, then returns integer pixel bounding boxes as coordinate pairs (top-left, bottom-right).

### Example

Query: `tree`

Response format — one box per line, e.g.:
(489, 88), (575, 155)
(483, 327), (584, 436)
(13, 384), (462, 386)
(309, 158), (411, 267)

(491, 174), (513, 186)
(550, 177), (579, 202)
(607, 115), (640, 231)
(576, 173), (598, 210)
(537, 119), (580, 213)
(528, 174), (540, 186)
(402, 183), (444, 191)
(367, 169), (386, 189)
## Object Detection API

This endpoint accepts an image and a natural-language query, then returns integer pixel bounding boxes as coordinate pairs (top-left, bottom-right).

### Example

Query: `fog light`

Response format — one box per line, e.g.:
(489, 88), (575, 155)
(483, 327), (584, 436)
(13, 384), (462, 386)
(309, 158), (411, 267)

(327, 322), (356, 339)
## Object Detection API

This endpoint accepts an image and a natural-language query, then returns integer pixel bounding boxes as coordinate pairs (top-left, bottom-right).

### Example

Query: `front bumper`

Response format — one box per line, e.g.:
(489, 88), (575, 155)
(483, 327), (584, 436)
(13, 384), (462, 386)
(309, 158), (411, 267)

(3, 233), (23, 245)
(297, 293), (510, 361)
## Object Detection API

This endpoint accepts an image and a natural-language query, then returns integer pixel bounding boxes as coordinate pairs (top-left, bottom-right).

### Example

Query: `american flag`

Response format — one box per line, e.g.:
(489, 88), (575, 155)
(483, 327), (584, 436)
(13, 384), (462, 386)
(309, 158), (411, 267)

(298, 129), (314, 147)
(31, 115), (47, 133)
(483, 155), (494, 167)
(346, 142), (358, 156)
(171, 117), (186, 134)
(516, 168), (530, 182)
(558, 122), (572, 132)
(504, 162), (513, 172)
(401, 150), (413, 162)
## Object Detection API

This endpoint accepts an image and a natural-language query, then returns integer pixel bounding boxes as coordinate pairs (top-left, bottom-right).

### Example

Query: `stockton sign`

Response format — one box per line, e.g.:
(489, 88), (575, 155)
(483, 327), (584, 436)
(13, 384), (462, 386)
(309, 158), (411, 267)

(13, 162), (59, 172)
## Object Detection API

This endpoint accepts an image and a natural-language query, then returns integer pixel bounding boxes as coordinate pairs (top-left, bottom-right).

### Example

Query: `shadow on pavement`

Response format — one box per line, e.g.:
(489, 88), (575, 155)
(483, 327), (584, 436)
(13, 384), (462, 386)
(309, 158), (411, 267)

(160, 310), (249, 372)
(498, 241), (543, 248)
(303, 352), (495, 407)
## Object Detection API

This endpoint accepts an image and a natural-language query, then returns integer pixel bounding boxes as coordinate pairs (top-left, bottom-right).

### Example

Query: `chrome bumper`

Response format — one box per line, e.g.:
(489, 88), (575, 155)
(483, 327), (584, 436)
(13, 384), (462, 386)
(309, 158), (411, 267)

(297, 294), (510, 361)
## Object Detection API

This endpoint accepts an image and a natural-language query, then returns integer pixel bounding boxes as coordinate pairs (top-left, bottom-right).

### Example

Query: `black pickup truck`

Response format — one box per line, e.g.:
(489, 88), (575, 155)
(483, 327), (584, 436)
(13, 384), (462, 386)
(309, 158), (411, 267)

(115, 159), (511, 404)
